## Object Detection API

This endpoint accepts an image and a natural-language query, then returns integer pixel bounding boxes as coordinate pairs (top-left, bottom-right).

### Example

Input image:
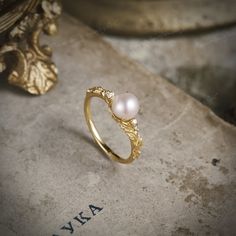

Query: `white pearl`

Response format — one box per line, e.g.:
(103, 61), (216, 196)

(112, 93), (140, 120)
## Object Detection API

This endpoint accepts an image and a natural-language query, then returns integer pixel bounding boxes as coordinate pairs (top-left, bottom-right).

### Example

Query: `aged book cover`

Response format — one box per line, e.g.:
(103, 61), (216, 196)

(0, 15), (235, 236)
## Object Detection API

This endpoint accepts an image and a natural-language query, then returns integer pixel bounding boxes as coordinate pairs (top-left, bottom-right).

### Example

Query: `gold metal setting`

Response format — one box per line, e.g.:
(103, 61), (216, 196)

(84, 86), (143, 164)
(0, 0), (61, 95)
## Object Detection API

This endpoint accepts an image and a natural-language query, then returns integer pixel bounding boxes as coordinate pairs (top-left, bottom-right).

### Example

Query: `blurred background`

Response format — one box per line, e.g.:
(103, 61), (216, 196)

(63, 0), (236, 126)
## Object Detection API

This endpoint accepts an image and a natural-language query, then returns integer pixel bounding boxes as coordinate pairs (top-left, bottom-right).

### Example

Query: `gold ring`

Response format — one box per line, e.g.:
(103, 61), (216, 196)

(84, 86), (143, 164)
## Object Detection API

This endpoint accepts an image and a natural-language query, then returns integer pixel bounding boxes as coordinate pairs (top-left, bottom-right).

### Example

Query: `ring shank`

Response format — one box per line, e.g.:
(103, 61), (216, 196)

(84, 92), (136, 164)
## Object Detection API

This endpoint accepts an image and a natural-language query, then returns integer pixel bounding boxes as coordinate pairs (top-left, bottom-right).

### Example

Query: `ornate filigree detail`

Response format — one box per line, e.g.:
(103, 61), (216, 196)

(112, 115), (143, 159)
(87, 86), (115, 104)
(87, 86), (143, 160)
(0, 0), (61, 95)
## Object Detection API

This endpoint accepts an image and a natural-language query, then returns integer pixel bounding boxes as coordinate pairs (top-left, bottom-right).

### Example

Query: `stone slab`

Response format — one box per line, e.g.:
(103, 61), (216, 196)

(0, 14), (236, 236)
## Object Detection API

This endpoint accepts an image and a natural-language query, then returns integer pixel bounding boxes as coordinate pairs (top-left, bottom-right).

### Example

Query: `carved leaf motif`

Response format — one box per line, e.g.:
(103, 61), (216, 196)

(4, 46), (58, 95)
(42, 0), (62, 19)
(10, 14), (39, 40)
(25, 57), (57, 94)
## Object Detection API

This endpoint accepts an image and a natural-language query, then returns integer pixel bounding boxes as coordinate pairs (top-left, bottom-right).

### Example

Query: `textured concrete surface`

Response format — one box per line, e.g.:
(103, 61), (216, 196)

(105, 26), (236, 125)
(0, 15), (236, 236)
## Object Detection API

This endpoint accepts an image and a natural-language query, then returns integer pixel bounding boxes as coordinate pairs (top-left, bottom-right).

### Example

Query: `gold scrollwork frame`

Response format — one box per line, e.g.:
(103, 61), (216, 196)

(0, 0), (61, 95)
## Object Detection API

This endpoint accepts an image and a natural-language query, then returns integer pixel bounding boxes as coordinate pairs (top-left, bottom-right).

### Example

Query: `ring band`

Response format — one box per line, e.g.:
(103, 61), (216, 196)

(84, 86), (143, 164)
